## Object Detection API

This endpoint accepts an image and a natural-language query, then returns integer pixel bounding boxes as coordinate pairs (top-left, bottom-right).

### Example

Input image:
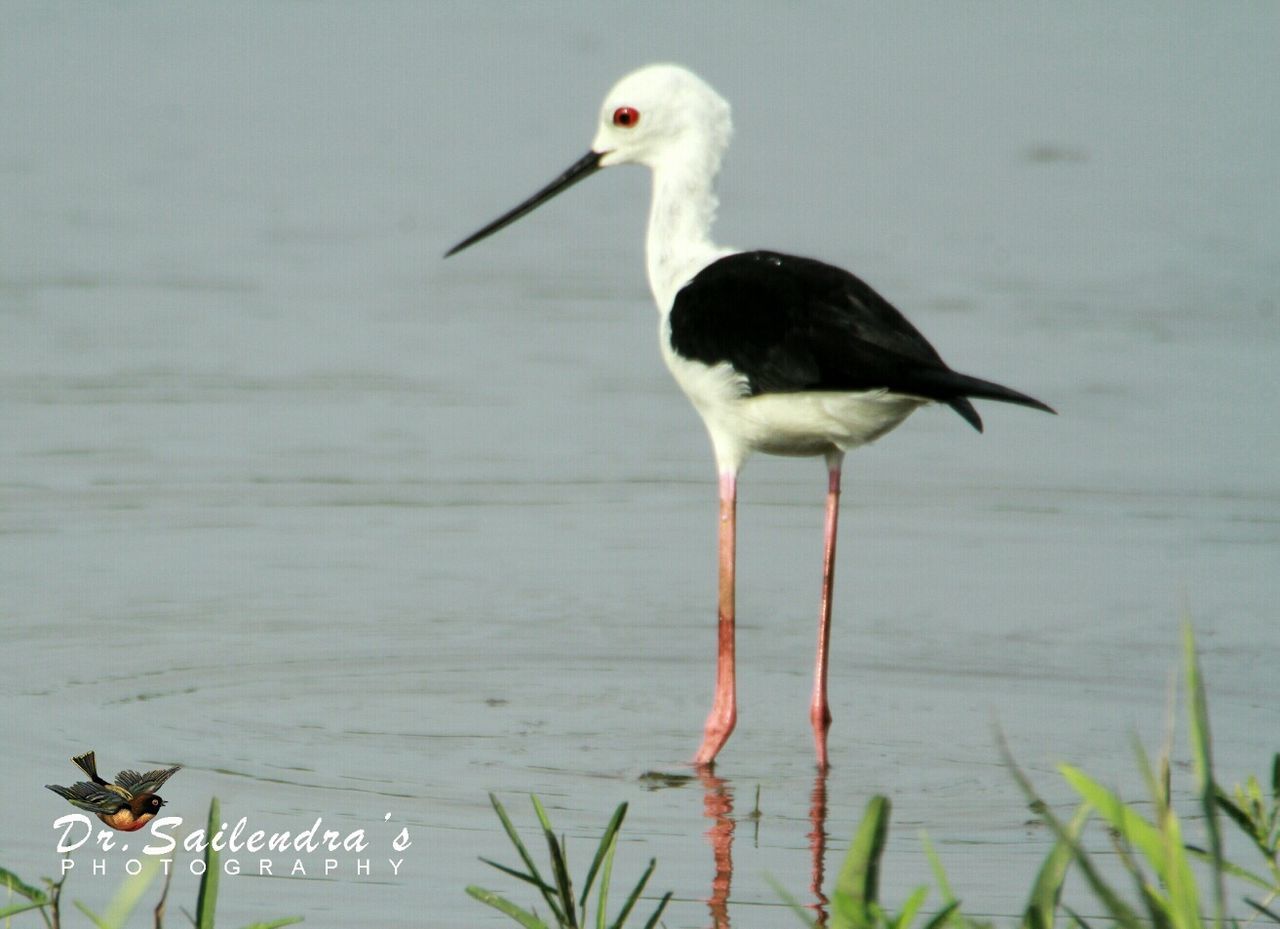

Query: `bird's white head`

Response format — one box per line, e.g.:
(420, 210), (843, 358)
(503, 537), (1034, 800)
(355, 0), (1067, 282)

(445, 63), (733, 265)
(591, 64), (733, 171)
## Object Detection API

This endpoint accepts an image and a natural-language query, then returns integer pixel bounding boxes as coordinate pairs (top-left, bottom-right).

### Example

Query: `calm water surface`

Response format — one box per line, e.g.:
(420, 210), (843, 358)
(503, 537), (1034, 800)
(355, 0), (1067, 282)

(2, 4), (1277, 927)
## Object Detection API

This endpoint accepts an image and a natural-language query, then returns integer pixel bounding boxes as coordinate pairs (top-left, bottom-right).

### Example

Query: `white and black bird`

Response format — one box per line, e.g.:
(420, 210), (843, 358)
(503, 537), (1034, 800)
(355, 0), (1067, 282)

(447, 63), (1053, 769)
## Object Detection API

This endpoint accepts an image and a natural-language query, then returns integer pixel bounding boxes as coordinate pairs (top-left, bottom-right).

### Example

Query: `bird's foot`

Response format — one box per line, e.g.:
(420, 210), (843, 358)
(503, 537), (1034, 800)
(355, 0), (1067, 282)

(693, 703), (737, 768)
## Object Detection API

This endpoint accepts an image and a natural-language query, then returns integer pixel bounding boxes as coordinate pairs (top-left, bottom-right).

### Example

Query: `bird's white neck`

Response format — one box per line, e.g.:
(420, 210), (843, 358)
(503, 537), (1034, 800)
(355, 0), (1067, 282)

(645, 143), (734, 314)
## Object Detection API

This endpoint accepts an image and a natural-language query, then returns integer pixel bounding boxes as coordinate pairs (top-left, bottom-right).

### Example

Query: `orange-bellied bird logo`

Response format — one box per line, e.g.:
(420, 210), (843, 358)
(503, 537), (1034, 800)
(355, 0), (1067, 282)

(46, 751), (181, 832)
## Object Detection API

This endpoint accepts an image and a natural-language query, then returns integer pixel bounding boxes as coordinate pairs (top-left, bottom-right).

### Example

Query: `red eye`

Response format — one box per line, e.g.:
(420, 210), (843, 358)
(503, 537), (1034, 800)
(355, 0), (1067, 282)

(612, 106), (640, 128)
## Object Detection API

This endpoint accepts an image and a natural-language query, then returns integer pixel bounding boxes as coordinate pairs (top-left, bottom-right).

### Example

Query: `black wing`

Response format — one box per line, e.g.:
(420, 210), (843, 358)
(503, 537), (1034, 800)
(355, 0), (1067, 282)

(46, 781), (128, 814)
(114, 765), (181, 796)
(669, 251), (1053, 431)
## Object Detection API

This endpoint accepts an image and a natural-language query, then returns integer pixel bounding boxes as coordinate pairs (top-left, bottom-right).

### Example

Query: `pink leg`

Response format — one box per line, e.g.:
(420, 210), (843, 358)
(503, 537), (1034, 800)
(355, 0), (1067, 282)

(811, 451), (844, 770)
(695, 470), (738, 767)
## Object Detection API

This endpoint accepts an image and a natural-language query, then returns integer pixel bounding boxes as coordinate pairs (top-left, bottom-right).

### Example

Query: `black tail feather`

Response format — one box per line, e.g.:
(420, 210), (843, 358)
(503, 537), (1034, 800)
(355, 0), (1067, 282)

(947, 397), (984, 433)
(72, 751), (108, 785)
(916, 368), (1055, 432)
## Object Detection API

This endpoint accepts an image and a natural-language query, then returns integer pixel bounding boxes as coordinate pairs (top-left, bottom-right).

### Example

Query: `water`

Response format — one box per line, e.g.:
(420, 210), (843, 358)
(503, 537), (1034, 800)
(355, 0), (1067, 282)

(2, 3), (1277, 926)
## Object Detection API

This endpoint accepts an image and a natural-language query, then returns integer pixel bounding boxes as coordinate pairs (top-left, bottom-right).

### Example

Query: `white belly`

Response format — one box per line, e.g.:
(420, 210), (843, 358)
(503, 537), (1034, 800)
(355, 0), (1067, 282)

(660, 335), (926, 471)
(735, 389), (925, 454)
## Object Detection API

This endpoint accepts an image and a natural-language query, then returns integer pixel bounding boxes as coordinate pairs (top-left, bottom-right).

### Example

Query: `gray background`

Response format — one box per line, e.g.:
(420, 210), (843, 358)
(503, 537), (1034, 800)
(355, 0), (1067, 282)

(2, 3), (1277, 927)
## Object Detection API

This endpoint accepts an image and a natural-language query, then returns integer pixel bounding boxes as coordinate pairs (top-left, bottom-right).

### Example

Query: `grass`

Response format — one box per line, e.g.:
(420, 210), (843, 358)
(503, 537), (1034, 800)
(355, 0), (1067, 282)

(770, 794), (964, 929)
(1000, 622), (1280, 929)
(0, 798), (301, 929)
(466, 793), (672, 929)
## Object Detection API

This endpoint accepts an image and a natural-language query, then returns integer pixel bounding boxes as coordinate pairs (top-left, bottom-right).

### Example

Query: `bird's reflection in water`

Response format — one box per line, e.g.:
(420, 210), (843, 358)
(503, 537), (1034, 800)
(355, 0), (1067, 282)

(806, 770), (831, 927)
(697, 768), (735, 928)
(696, 768), (832, 928)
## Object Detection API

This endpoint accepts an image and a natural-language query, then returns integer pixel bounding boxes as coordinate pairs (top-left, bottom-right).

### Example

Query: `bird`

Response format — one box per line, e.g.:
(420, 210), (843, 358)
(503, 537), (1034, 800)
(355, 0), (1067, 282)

(46, 751), (180, 832)
(446, 63), (1053, 769)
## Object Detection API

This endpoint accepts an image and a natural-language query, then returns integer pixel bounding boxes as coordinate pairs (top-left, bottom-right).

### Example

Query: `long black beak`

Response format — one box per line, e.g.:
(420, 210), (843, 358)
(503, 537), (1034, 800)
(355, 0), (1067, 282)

(445, 150), (604, 257)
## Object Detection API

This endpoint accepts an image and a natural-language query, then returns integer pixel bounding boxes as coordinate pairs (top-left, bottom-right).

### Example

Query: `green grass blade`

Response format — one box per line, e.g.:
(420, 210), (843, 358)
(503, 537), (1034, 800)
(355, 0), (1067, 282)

(1132, 734), (1165, 815)
(481, 857), (559, 895)
(0, 900), (51, 920)
(920, 832), (957, 905)
(69, 863), (162, 929)
(999, 734), (1144, 929)
(491, 794), (551, 889)
(235, 919), (305, 929)
(1114, 828), (1164, 926)
(764, 875), (819, 928)
(1184, 622), (1226, 929)
(73, 900), (111, 929)
(580, 802), (628, 909)
(1129, 864), (1175, 929)
(1184, 846), (1274, 891)
(530, 794), (557, 835)
(196, 797), (221, 929)
(1060, 764), (1195, 893)
(1214, 790), (1261, 845)
(0, 867), (48, 903)
(833, 795), (891, 929)
(640, 891), (672, 929)
(608, 857), (655, 929)
(1063, 905), (1096, 929)
(530, 796), (577, 927)
(893, 885), (929, 929)
(490, 794), (566, 926)
(1022, 804), (1091, 929)
(101, 862), (159, 929)
(466, 886), (551, 929)
(1157, 820), (1200, 929)
(1246, 898), (1280, 924)
(1062, 763), (1201, 929)
(544, 831), (577, 928)
(920, 900), (961, 929)
(596, 832), (618, 929)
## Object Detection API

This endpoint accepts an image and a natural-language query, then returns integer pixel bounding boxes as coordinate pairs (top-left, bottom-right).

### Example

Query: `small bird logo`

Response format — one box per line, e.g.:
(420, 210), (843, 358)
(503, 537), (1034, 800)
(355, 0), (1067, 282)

(46, 751), (181, 832)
